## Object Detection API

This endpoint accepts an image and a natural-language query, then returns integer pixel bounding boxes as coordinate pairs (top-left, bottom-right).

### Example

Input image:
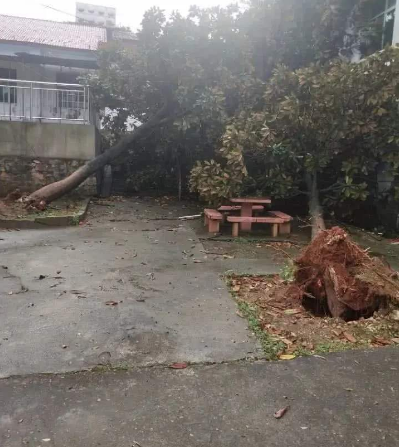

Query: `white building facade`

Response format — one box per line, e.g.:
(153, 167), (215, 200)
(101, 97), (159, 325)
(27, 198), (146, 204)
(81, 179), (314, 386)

(370, 0), (399, 49)
(76, 2), (116, 27)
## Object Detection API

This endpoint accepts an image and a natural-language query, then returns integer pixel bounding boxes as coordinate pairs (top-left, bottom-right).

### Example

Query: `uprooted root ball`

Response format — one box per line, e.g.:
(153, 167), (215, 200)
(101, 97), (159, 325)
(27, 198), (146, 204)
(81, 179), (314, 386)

(289, 227), (399, 321)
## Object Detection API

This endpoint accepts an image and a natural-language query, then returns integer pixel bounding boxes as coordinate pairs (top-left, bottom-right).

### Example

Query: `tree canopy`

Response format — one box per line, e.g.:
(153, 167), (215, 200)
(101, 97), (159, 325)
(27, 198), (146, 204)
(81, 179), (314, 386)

(27, 0), (399, 232)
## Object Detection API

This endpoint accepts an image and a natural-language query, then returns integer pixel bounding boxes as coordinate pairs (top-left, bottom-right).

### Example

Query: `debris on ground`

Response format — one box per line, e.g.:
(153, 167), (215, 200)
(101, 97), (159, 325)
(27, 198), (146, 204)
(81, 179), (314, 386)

(290, 227), (399, 320)
(169, 362), (188, 369)
(274, 406), (290, 419)
(179, 214), (202, 220)
(228, 227), (399, 358)
(0, 192), (85, 219)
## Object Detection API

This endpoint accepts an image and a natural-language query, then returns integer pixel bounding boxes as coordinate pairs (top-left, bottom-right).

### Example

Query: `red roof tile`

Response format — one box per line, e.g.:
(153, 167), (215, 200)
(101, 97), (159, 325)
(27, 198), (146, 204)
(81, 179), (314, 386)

(0, 14), (107, 51)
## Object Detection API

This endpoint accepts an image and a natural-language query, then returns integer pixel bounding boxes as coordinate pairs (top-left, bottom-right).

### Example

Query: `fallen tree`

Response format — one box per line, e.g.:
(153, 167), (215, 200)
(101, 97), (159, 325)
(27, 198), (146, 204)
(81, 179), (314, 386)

(24, 4), (264, 207)
(289, 227), (399, 320)
(24, 100), (176, 208)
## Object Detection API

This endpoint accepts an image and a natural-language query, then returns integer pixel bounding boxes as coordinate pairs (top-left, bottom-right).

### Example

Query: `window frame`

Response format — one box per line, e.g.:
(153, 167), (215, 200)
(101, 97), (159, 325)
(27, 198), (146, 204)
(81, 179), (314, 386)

(0, 68), (17, 104)
(370, 0), (397, 49)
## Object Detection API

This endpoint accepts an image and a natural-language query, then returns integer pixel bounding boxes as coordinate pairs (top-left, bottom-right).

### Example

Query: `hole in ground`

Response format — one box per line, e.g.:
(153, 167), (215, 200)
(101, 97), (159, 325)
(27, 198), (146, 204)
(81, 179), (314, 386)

(301, 295), (388, 322)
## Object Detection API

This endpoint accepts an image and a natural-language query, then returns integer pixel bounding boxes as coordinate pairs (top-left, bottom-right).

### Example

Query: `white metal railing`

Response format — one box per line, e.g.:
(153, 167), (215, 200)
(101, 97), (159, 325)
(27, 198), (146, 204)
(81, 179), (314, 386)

(0, 79), (92, 124)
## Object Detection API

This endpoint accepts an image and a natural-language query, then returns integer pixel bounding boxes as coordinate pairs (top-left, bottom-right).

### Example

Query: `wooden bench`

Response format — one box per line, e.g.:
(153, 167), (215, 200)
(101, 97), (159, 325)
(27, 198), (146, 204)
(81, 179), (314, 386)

(227, 215), (284, 237)
(204, 209), (223, 234)
(268, 211), (293, 235)
(218, 205), (265, 224)
(227, 211), (293, 237)
(218, 205), (265, 212)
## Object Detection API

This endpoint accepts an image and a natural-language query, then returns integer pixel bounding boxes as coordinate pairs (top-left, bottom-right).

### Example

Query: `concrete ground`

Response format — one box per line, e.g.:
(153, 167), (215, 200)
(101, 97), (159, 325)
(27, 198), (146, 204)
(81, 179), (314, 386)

(1, 197), (398, 446)
(0, 198), (264, 378)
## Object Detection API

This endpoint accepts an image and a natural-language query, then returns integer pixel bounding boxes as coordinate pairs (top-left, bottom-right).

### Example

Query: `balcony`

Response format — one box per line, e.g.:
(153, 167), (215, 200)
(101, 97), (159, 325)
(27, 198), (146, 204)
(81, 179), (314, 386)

(0, 79), (93, 124)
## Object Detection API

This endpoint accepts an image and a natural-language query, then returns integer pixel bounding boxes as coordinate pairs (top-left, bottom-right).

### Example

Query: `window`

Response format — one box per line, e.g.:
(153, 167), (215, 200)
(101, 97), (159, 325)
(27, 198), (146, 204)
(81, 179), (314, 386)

(56, 72), (84, 112)
(0, 68), (17, 103)
(365, 0), (396, 53)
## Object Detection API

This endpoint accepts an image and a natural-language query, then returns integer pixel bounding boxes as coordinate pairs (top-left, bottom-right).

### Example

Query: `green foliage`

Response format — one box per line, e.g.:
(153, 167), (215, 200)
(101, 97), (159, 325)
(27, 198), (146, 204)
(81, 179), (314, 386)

(193, 47), (399, 215)
(189, 125), (248, 204)
(236, 301), (285, 360)
(70, 215), (81, 226)
(87, 0), (396, 220)
(280, 260), (296, 282)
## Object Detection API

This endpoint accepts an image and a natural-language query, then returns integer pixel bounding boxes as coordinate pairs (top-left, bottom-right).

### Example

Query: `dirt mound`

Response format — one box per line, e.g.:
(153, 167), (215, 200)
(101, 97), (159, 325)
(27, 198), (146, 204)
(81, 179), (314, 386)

(291, 227), (399, 320)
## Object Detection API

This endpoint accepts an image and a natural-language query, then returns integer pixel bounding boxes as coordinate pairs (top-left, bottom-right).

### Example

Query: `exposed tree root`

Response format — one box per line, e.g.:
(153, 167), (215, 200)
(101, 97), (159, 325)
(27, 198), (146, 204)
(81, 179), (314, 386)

(289, 227), (399, 320)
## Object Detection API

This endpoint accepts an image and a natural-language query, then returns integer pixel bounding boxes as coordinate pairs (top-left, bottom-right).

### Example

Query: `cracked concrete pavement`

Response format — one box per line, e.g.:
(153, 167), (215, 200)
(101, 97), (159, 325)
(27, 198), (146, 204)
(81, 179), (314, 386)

(1, 197), (399, 446)
(0, 198), (262, 378)
(2, 348), (399, 447)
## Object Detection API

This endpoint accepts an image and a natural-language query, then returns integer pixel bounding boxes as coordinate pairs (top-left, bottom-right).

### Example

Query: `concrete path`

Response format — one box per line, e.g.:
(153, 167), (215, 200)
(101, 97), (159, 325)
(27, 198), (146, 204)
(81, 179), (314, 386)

(1, 348), (398, 447)
(1, 197), (398, 446)
(0, 198), (260, 378)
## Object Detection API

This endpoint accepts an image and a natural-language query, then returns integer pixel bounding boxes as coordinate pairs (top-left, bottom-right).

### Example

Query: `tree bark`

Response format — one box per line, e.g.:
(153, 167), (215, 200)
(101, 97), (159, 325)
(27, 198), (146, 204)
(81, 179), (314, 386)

(306, 172), (326, 240)
(25, 102), (176, 207)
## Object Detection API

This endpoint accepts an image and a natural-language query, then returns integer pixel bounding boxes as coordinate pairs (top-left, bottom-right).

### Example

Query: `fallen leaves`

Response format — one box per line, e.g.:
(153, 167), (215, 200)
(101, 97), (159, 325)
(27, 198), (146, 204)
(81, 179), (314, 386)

(274, 406), (290, 419)
(283, 309), (302, 316)
(279, 354), (296, 360)
(105, 301), (119, 306)
(228, 274), (399, 359)
(169, 362), (188, 369)
(372, 336), (392, 346)
(343, 332), (357, 343)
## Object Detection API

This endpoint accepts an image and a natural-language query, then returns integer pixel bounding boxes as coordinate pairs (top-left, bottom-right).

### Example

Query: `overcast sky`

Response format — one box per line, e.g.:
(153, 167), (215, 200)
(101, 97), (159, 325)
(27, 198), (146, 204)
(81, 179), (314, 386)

(1, 0), (235, 31)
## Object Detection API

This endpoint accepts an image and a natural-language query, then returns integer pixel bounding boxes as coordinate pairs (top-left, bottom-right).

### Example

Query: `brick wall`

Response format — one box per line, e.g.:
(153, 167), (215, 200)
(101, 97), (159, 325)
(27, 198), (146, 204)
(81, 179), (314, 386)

(0, 157), (96, 197)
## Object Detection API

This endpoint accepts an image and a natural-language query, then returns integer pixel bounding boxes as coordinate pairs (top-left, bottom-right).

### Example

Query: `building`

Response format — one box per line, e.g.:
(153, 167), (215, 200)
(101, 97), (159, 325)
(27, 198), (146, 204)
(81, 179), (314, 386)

(0, 14), (132, 196)
(365, 0), (398, 53)
(76, 2), (116, 27)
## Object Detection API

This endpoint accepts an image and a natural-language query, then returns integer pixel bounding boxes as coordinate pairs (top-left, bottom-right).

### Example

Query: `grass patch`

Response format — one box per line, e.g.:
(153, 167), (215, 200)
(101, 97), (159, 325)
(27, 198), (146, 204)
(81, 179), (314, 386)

(226, 273), (399, 361)
(0, 197), (88, 222)
(314, 341), (353, 354)
(280, 260), (296, 282)
(226, 273), (286, 360)
(294, 341), (352, 358)
(70, 214), (81, 226)
(91, 363), (130, 373)
(237, 300), (286, 360)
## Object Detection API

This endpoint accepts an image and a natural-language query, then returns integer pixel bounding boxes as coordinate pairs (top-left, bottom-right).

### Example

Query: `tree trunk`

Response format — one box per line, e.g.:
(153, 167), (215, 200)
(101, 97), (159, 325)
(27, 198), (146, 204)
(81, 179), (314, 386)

(25, 102), (175, 207)
(306, 172), (326, 240)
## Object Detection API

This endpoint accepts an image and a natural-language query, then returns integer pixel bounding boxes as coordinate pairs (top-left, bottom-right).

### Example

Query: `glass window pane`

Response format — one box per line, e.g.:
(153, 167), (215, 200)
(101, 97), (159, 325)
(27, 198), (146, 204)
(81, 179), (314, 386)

(384, 9), (395, 46)
(388, 0), (396, 8)
(367, 0), (386, 18)
(0, 68), (17, 103)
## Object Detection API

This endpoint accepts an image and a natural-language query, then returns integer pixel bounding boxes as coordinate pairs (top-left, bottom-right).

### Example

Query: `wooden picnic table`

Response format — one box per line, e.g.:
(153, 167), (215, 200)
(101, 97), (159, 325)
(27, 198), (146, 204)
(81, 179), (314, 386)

(230, 197), (271, 231)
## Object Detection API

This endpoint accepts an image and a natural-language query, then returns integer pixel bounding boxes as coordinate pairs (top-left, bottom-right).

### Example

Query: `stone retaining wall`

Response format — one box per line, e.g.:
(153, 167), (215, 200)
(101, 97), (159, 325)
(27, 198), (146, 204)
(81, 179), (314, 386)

(0, 157), (96, 197)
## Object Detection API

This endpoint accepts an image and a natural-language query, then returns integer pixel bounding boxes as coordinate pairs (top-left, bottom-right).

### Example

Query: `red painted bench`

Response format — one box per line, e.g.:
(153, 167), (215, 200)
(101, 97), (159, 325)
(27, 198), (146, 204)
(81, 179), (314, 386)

(218, 205), (265, 224)
(227, 211), (293, 237)
(268, 211), (293, 235)
(204, 209), (223, 234)
(218, 205), (265, 212)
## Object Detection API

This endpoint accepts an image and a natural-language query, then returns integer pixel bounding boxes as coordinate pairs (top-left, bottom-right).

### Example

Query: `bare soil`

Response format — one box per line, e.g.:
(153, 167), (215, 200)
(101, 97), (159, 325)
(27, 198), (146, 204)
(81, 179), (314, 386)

(201, 238), (304, 261)
(230, 274), (399, 357)
(0, 196), (85, 220)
